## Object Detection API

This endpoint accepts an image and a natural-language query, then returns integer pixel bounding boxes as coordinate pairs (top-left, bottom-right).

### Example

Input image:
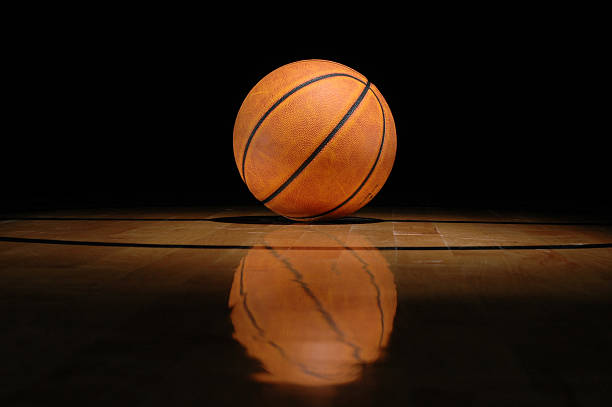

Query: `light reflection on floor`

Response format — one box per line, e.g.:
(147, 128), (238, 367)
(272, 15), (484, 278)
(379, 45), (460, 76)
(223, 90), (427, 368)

(229, 227), (396, 386)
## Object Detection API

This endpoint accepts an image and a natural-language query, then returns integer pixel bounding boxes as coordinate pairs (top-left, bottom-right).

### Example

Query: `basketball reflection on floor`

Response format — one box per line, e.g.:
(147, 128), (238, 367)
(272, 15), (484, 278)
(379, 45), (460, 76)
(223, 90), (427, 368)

(228, 227), (397, 386)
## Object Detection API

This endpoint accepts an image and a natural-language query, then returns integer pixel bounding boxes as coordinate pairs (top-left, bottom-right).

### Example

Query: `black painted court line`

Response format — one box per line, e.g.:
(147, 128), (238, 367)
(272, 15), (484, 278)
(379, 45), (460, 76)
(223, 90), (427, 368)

(1, 236), (611, 251)
(389, 219), (612, 226)
(0, 217), (222, 222)
(1, 217), (611, 226)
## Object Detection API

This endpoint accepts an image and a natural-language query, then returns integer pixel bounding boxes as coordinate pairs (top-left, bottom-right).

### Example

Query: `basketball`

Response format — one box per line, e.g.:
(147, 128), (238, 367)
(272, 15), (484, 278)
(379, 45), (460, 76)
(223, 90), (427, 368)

(233, 59), (397, 221)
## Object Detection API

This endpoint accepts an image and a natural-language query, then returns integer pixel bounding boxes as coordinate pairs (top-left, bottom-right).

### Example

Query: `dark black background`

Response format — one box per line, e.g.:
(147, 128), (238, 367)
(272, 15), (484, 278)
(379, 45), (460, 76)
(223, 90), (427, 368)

(3, 10), (608, 214)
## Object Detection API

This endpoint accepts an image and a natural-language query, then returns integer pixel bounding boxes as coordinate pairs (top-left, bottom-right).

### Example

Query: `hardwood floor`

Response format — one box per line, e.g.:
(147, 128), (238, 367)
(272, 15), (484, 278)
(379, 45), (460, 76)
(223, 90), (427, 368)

(1, 206), (611, 406)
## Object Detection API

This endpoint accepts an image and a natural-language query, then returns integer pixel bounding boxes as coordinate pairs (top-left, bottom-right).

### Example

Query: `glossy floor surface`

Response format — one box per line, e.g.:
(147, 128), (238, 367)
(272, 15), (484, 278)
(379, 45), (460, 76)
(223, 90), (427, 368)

(1, 207), (612, 406)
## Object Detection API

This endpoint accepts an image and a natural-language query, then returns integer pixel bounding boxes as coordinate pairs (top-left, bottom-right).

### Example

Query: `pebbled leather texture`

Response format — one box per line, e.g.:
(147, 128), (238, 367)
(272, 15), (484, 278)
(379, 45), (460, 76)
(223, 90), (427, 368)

(233, 60), (397, 221)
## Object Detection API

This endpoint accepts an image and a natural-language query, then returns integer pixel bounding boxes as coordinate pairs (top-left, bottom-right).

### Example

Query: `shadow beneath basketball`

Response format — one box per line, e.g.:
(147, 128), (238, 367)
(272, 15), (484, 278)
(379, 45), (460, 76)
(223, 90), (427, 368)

(208, 216), (383, 225)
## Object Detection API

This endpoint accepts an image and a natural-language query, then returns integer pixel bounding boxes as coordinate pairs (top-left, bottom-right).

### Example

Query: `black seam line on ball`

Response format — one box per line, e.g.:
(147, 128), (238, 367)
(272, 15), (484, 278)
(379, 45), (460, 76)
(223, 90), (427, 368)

(292, 87), (385, 220)
(261, 80), (372, 204)
(241, 72), (365, 180)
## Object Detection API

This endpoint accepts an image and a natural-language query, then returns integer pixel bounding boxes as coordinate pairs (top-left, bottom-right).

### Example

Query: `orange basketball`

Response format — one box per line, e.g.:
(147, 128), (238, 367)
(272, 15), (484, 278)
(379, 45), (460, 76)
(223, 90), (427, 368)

(233, 59), (397, 221)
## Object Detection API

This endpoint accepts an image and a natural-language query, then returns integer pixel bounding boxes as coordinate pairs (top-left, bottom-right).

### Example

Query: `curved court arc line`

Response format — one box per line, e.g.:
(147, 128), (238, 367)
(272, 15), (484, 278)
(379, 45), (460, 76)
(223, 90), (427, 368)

(1, 236), (611, 251)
